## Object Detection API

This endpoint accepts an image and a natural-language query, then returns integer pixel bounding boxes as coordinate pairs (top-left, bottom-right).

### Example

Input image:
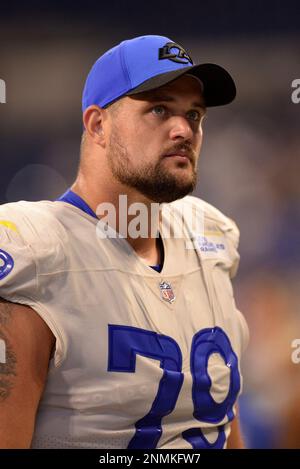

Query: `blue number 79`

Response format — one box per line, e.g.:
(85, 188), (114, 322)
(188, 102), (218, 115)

(108, 325), (240, 449)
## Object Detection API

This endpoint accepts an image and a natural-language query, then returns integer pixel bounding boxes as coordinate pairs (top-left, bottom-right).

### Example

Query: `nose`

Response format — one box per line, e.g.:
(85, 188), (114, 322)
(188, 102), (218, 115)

(169, 115), (194, 141)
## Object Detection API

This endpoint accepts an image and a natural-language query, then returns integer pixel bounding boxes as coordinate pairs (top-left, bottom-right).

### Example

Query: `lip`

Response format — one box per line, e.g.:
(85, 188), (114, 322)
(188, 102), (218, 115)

(164, 153), (192, 162)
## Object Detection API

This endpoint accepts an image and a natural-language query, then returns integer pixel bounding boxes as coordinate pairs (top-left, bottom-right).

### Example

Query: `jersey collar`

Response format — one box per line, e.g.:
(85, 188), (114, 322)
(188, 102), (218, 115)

(57, 189), (162, 273)
(57, 189), (98, 220)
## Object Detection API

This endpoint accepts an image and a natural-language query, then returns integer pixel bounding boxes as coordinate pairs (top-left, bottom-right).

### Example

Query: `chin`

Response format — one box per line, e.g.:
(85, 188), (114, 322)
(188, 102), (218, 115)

(151, 186), (195, 204)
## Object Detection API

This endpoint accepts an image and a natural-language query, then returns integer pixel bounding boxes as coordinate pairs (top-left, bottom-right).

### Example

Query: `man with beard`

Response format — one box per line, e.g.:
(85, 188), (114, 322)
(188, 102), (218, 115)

(0, 35), (248, 449)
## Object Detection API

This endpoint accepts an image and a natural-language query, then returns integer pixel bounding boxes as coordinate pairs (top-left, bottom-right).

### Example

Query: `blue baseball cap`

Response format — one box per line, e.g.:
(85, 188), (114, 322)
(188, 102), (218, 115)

(82, 35), (236, 111)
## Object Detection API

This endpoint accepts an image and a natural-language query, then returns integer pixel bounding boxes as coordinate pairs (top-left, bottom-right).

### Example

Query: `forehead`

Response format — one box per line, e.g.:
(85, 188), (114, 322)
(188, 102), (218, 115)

(128, 75), (205, 106)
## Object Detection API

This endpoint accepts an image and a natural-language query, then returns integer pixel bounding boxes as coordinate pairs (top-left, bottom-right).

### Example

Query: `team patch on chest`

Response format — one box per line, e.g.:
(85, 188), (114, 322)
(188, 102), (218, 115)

(159, 281), (176, 304)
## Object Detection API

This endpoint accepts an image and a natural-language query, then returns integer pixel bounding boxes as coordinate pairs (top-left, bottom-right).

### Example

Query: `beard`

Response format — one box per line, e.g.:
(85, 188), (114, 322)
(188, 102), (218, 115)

(106, 128), (198, 203)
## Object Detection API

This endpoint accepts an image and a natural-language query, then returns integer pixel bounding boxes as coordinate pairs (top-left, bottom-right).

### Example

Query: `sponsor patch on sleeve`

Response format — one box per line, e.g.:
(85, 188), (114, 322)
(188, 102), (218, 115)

(0, 249), (14, 280)
(194, 233), (230, 261)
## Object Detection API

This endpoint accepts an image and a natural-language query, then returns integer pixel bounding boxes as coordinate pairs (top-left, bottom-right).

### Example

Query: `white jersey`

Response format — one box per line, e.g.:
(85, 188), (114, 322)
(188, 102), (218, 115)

(0, 195), (248, 449)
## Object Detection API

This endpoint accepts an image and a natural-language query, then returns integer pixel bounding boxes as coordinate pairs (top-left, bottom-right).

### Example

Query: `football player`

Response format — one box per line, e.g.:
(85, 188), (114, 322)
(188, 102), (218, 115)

(0, 35), (248, 449)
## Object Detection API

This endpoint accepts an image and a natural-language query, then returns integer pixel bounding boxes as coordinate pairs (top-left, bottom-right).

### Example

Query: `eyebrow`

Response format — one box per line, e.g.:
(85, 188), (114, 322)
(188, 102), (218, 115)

(144, 94), (206, 109)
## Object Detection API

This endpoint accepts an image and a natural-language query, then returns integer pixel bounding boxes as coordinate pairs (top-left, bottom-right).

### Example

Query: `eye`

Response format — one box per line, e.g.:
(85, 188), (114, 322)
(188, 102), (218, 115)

(151, 105), (166, 116)
(186, 110), (202, 122)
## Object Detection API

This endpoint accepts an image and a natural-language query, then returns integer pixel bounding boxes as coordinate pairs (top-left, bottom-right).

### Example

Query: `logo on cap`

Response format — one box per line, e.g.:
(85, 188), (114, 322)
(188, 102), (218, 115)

(159, 42), (193, 65)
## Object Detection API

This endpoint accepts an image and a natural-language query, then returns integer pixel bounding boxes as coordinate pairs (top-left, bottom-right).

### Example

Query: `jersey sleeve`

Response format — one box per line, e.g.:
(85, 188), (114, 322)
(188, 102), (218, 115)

(171, 196), (249, 354)
(203, 200), (241, 279)
(221, 216), (240, 279)
(198, 200), (249, 351)
(172, 195), (241, 278)
(0, 217), (38, 304)
(0, 202), (66, 366)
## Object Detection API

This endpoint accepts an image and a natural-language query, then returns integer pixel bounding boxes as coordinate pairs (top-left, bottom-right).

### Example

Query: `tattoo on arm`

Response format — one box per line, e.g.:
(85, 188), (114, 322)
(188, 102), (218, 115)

(0, 298), (14, 326)
(0, 299), (17, 401)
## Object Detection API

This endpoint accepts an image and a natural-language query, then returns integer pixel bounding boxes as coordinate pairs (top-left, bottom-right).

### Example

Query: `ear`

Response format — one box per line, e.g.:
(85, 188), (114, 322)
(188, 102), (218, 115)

(82, 105), (107, 147)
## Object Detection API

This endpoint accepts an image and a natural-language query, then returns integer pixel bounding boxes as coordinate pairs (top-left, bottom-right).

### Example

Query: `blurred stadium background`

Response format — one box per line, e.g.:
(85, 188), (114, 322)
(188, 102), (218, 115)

(1, 0), (300, 448)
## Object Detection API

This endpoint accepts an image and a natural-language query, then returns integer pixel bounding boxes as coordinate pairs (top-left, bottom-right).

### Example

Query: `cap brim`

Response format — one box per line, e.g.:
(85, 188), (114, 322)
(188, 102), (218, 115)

(126, 63), (236, 107)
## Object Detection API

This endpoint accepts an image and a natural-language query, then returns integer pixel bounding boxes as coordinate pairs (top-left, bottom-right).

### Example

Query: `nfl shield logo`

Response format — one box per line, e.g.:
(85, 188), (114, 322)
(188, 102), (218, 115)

(159, 281), (175, 303)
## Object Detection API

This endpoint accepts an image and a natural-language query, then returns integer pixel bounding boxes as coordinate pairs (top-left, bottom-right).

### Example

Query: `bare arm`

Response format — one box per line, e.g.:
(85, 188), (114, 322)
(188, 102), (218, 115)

(0, 298), (55, 448)
(227, 407), (245, 449)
